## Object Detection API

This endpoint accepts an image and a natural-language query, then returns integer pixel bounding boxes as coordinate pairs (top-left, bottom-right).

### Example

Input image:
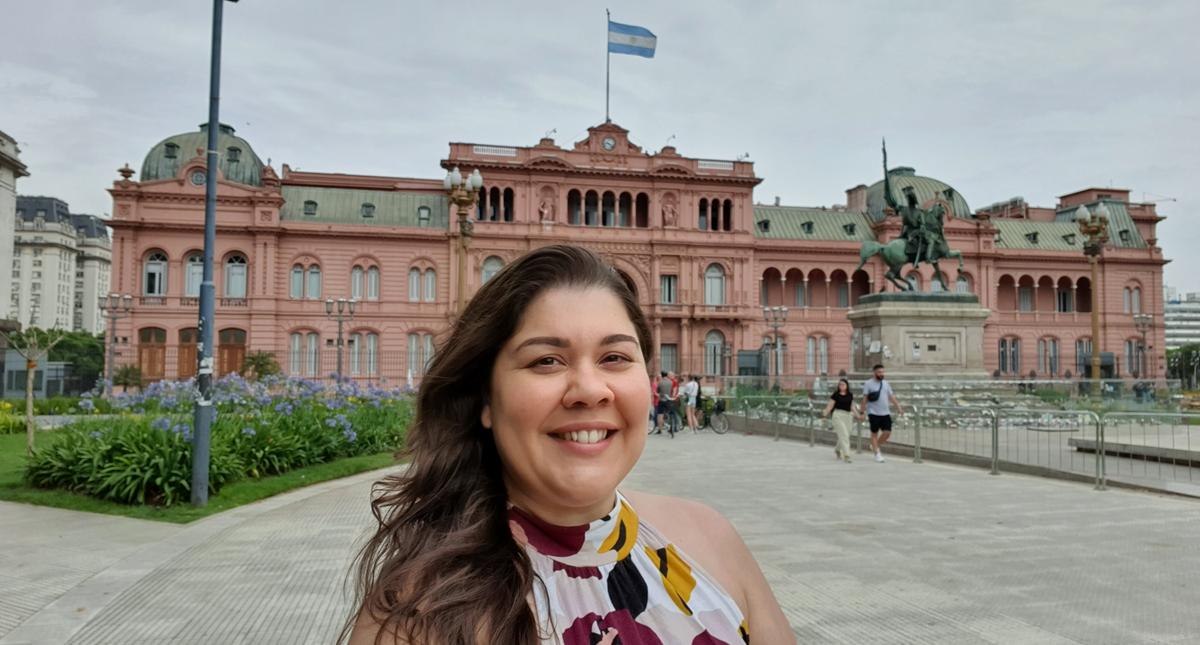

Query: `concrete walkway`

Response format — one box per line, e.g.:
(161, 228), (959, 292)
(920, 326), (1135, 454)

(3, 432), (1200, 644)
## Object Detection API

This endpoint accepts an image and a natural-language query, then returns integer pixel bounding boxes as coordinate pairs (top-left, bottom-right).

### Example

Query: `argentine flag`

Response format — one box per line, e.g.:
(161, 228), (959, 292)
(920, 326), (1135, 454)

(608, 21), (656, 58)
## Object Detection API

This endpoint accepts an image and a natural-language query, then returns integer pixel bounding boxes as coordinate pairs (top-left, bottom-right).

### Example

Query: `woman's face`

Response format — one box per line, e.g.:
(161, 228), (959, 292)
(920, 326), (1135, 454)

(482, 286), (650, 524)
(838, 381), (849, 395)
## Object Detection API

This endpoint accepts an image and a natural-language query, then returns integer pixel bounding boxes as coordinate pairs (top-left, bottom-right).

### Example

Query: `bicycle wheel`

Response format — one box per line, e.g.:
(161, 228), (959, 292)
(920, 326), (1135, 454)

(710, 412), (730, 434)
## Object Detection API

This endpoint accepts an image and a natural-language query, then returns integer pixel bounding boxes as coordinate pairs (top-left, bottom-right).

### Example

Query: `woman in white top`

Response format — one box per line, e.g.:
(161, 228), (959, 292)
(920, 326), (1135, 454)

(683, 375), (701, 432)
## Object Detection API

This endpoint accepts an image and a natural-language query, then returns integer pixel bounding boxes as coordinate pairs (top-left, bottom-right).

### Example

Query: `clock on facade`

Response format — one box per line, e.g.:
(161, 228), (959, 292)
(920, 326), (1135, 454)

(190, 170), (207, 186)
(601, 136), (616, 151)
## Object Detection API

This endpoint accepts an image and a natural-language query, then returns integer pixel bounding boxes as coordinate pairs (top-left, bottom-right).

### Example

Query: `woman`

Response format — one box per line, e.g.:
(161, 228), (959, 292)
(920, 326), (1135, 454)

(346, 245), (793, 644)
(684, 374), (700, 433)
(821, 378), (856, 462)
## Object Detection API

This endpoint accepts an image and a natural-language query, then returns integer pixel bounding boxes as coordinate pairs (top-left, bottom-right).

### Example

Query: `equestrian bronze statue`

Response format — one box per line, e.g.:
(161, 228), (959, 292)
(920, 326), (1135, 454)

(856, 140), (964, 292)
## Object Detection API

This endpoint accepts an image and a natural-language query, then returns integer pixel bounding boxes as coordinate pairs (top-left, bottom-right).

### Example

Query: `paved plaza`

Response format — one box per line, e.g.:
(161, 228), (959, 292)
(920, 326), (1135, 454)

(2, 432), (1199, 644)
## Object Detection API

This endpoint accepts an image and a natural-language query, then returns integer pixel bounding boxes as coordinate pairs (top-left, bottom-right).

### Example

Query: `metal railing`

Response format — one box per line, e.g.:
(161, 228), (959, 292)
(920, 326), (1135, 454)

(726, 398), (1200, 494)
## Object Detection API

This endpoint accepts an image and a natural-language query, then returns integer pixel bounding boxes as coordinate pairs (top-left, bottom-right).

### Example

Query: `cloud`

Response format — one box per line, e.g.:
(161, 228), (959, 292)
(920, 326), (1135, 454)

(4, 0), (1198, 288)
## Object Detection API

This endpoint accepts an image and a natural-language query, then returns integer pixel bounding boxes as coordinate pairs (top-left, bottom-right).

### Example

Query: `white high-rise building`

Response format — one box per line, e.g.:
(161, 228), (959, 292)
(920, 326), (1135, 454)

(1164, 286), (1200, 350)
(0, 131), (29, 321)
(12, 197), (111, 333)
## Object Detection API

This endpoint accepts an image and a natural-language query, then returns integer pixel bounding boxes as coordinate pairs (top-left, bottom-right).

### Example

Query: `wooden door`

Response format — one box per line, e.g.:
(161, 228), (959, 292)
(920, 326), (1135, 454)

(138, 327), (167, 384)
(217, 328), (247, 376)
(178, 328), (198, 379)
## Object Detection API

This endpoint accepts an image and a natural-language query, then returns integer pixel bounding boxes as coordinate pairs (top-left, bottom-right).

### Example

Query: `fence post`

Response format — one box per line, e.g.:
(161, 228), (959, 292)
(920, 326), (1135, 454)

(809, 400), (816, 447)
(989, 408), (1000, 475)
(1095, 412), (1107, 491)
(913, 405), (923, 464)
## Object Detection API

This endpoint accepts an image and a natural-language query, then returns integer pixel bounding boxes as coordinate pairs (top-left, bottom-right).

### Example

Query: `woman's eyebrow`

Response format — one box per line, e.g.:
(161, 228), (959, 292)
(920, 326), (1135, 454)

(513, 334), (637, 352)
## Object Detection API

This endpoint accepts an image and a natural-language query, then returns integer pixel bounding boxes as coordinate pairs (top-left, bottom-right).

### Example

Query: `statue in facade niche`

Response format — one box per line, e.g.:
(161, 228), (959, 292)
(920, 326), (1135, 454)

(538, 199), (555, 221)
(856, 139), (964, 292)
(662, 202), (677, 227)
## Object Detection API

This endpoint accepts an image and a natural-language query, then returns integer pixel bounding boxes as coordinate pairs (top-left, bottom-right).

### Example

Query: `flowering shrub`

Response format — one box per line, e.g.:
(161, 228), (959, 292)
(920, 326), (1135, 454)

(25, 374), (412, 506)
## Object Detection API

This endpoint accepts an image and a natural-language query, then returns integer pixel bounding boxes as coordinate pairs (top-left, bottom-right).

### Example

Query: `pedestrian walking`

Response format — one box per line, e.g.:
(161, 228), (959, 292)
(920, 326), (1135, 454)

(683, 374), (700, 432)
(666, 371), (681, 437)
(821, 378), (856, 462)
(654, 371), (673, 435)
(860, 364), (903, 462)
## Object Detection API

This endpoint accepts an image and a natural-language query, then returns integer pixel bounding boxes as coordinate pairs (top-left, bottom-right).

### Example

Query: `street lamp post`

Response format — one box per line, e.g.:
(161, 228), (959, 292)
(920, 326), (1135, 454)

(1133, 313), (1153, 380)
(325, 297), (357, 381)
(443, 167), (484, 314)
(98, 293), (133, 397)
(763, 306), (789, 389)
(1077, 203), (1109, 392)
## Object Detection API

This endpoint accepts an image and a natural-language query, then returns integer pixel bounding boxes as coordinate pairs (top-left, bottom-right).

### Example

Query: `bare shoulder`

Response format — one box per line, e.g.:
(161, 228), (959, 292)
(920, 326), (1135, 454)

(622, 489), (797, 644)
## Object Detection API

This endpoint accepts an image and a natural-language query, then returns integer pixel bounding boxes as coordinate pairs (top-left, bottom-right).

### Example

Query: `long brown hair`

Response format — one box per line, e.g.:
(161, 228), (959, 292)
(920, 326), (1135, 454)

(343, 245), (653, 644)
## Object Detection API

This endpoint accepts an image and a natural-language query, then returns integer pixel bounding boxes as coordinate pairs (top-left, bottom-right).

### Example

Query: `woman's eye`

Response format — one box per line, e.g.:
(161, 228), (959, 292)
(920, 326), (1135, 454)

(533, 357), (563, 367)
(603, 354), (631, 364)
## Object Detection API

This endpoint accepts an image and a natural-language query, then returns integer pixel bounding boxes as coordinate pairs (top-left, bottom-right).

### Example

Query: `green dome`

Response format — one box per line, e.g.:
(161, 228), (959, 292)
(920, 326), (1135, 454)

(140, 123), (263, 186)
(864, 167), (971, 221)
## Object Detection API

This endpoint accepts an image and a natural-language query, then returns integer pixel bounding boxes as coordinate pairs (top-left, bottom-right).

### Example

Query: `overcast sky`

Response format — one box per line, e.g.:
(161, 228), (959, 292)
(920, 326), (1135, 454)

(5, 1), (1198, 290)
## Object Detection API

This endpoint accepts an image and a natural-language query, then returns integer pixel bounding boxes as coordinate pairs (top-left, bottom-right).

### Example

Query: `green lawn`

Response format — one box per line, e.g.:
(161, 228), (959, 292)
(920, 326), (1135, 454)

(0, 431), (400, 523)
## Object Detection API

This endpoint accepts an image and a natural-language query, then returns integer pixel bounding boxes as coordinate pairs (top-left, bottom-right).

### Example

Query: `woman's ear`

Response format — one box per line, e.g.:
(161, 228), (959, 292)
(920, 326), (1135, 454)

(481, 404), (493, 429)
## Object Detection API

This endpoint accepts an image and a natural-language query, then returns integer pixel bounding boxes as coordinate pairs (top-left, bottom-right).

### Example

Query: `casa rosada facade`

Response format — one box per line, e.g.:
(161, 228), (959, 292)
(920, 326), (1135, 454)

(106, 121), (1167, 386)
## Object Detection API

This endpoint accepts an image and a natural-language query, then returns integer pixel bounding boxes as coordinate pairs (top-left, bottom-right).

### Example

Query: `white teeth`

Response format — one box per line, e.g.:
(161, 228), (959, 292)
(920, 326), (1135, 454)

(562, 429), (609, 444)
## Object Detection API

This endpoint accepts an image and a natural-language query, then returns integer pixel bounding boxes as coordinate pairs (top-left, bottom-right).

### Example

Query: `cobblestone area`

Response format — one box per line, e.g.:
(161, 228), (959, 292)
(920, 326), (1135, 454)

(4, 432), (1199, 644)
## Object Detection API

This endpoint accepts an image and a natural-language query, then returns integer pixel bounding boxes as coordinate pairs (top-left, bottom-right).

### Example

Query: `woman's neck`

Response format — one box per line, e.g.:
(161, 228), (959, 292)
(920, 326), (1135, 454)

(506, 486), (618, 527)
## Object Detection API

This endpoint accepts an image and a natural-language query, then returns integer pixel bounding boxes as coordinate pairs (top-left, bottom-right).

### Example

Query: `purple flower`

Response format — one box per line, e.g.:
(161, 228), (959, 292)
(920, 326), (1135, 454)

(343, 429), (357, 443)
(89, 430), (102, 439)
(151, 417), (172, 432)
(79, 399), (95, 412)
(273, 401), (293, 415)
(241, 427), (256, 437)
(324, 417), (338, 428)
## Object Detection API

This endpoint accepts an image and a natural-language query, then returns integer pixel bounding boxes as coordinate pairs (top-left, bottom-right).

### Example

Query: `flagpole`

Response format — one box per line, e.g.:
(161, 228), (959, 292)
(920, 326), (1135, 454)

(605, 8), (611, 122)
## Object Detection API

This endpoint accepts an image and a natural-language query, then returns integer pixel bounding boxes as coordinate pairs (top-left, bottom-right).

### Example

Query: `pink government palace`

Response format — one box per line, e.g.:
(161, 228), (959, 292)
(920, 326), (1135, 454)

(106, 121), (1167, 387)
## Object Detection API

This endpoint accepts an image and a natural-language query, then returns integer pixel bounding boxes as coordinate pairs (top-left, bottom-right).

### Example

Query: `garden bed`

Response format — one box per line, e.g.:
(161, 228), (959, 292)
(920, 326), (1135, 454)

(1, 374), (412, 522)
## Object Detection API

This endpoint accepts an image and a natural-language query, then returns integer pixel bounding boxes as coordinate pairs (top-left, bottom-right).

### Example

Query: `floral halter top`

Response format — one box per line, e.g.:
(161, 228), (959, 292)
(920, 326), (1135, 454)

(508, 491), (750, 645)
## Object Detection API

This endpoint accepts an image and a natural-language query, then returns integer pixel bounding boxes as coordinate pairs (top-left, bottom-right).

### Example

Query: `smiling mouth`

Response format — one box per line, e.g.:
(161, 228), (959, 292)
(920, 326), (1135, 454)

(551, 429), (617, 445)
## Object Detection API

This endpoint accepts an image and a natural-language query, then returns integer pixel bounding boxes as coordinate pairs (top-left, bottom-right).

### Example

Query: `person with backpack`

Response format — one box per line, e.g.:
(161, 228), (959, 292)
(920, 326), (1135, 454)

(860, 364), (903, 462)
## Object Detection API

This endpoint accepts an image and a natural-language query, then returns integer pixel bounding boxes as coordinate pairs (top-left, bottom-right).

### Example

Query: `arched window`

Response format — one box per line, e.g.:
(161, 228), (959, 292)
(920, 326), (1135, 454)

(1075, 337), (1093, 375)
(367, 266), (380, 300)
(143, 251), (168, 296)
(795, 281), (807, 308)
(905, 272), (921, 292)
(306, 332), (320, 376)
(164, 143), (179, 159)
(366, 332), (379, 376)
(602, 191), (616, 227)
(1132, 287), (1142, 314)
(289, 332), (302, 374)
(999, 337), (1021, 375)
(704, 264), (726, 305)
(1123, 287), (1131, 313)
(417, 206), (431, 227)
(408, 332), (435, 377)
(1038, 337), (1060, 375)
(503, 188), (514, 222)
(349, 332), (362, 376)
(956, 274), (972, 294)
(408, 268), (421, 302)
(423, 269), (436, 302)
(305, 265), (321, 299)
(489, 187), (501, 221)
(819, 337), (829, 374)
(303, 200), (318, 217)
(482, 256), (504, 284)
(224, 254), (247, 298)
(568, 189), (582, 225)
(704, 330), (725, 375)
(930, 272), (946, 293)
(226, 147), (241, 163)
(584, 191), (598, 226)
(351, 265), (364, 300)
(360, 203), (375, 218)
(185, 253), (203, 297)
(698, 198), (709, 231)
(289, 265), (304, 299)
(635, 192), (649, 228)
(723, 199), (733, 231)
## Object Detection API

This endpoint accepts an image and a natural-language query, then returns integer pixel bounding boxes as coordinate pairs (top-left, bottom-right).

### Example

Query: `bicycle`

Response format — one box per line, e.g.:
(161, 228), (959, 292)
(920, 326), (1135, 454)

(696, 395), (730, 434)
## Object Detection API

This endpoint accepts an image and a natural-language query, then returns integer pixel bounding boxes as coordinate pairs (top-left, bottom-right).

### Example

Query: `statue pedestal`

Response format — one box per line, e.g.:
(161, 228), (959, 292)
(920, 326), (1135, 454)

(847, 292), (990, 381)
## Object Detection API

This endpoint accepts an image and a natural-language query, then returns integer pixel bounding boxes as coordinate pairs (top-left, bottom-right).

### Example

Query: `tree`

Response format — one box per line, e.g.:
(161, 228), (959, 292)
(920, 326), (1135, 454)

(113, 365), (143, 391)
(47, 331), (105, 392)
(0, 326), (66, 456)
(241, 351), (281, 380)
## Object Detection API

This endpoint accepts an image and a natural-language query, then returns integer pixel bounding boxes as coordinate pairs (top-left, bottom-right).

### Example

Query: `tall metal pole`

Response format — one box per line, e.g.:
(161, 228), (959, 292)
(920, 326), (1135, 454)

(1089, 257), (1101, 388)
(105, 311), (116, 398)
(605, 9), (611, 122)
(336, 312), (344, 381)
(192, 0), (229, 507)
